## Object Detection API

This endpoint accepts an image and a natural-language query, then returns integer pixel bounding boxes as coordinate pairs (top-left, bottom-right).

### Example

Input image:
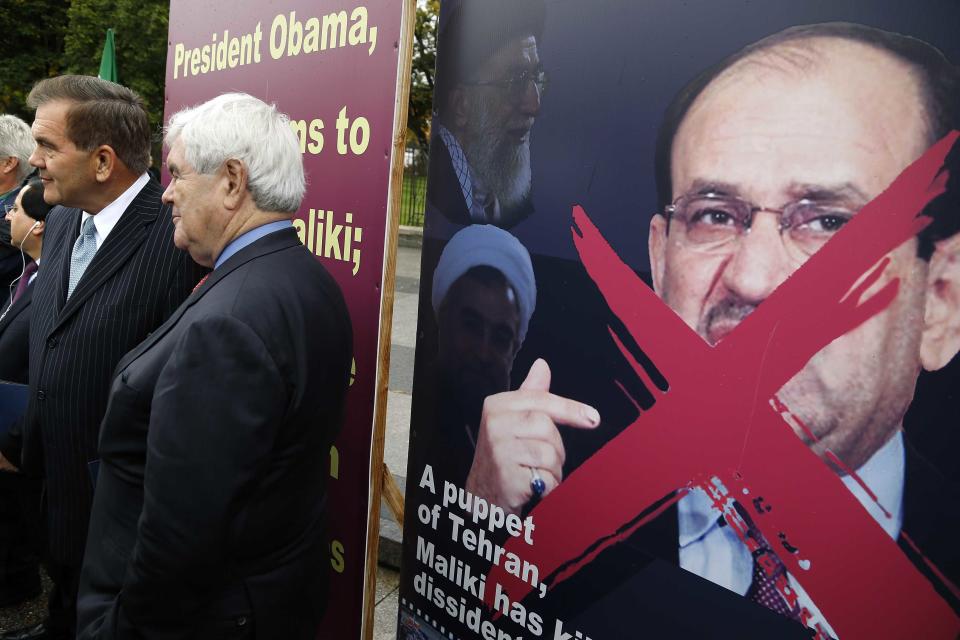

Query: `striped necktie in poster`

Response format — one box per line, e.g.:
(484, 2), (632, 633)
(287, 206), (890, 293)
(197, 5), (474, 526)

(732, 502), (803, 622)
(67, 216), (98, 299)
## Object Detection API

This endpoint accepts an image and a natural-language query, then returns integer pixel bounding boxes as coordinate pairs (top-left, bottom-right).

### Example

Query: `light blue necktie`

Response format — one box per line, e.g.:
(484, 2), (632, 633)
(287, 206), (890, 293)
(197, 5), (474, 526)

(67, 216), (98, 299)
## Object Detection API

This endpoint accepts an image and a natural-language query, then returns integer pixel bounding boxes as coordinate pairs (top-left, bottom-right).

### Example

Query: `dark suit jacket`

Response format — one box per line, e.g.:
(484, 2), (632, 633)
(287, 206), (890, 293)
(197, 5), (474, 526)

(77, 227), (353, 640)
(0, 282), (32, 384)
(0, 187), (24, 293)
(7, 179), (204, 566)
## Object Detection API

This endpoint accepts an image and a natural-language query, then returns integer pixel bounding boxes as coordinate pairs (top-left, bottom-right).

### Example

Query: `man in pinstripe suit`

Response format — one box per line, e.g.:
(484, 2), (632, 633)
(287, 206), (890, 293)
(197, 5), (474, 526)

(0, 76), (204, 640)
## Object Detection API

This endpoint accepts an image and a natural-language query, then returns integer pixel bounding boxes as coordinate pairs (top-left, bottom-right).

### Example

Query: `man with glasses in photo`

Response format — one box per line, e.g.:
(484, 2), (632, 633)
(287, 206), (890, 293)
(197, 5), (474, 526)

(467, 22), (960, 637)
(427, 0), (547, 230)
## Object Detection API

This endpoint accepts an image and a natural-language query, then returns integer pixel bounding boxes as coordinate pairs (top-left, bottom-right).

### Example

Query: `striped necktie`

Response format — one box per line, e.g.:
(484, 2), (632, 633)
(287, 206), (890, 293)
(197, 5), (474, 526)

(67, 216), (98, 299)
(732, 502), (803, 621)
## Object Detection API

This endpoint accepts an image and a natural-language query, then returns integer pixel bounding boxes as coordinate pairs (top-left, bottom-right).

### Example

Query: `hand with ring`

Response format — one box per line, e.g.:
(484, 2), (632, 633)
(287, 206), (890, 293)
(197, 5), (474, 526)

(465, 359), (601, 516)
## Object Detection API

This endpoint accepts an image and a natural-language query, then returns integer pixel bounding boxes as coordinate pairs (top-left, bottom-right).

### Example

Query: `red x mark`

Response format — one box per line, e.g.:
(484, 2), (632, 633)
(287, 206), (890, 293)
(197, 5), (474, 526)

(485, 132), (960, 638)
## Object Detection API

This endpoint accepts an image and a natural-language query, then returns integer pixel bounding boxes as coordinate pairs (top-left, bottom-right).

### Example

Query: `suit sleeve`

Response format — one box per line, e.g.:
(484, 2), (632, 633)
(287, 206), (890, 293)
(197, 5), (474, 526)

(103, 313), (287, 638)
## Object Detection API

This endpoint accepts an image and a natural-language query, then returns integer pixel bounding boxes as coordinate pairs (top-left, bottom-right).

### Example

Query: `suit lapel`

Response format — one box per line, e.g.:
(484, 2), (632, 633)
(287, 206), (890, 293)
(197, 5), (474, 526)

(51, 182), (161, 334)
(114, 227), (301, 374)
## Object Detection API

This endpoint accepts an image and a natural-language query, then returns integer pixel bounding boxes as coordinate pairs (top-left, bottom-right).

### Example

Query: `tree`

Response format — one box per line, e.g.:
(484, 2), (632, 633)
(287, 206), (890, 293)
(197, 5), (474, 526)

(407, 0), (438, 153)
(0, 0), (70, 120)
(5, 0), (432, 169)
(0, 0), (169, 165)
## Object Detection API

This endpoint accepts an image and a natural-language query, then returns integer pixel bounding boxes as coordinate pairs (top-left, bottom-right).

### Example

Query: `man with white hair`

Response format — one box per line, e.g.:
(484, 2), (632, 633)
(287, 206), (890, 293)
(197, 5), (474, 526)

(0, 114), (35, 209)
(0, 114), (37, 295)
(76, 93), (353, 640)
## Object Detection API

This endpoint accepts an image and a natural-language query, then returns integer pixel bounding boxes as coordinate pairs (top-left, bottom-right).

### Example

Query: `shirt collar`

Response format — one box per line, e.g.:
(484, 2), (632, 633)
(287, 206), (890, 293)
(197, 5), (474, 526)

(679, 431), (905, 547)
(841, 430), (904, 539)
(81, 173), (150, 246)
(214, 219), (292, 270)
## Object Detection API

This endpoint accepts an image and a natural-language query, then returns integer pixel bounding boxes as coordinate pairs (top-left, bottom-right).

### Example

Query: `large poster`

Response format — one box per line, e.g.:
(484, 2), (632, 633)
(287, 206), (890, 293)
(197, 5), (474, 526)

(164, 1), (409, 637)
(399, 1), (960, 638)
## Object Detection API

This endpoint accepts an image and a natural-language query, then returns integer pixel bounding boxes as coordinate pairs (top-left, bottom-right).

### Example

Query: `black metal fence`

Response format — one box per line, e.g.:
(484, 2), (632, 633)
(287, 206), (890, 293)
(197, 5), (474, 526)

(399, 145), (428, 226)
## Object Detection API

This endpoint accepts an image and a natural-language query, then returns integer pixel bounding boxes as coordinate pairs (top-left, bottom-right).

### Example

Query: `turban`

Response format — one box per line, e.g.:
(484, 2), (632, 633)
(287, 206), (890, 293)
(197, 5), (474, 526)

(432, 225), (537, 344)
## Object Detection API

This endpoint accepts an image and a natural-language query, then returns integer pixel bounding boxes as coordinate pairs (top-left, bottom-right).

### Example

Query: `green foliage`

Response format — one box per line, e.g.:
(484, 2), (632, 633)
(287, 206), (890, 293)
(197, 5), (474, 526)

(0, 0), (169, 166)
(407, 0), (438, 151)
(4, 0), (432, 170)
(64, 0), (170, 163)
(0, 0), (70, 120)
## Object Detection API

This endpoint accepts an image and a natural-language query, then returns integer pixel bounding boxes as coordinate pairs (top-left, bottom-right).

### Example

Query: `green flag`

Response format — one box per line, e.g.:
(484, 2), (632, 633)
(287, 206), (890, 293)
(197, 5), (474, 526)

(98, 28), (117, 82)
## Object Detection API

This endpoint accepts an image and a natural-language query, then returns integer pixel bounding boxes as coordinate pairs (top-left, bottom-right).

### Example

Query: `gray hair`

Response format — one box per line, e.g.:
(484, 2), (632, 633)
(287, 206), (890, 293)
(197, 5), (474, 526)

(0, 114), (37, 181)
(164, 93), (306, 213)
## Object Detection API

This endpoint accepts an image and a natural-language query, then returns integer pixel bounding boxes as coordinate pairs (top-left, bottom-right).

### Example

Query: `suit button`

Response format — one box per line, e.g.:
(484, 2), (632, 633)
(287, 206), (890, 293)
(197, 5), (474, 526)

(236, 616), (247, 627)
(37, 390), (46, 401)
(47, 337), (58, 349)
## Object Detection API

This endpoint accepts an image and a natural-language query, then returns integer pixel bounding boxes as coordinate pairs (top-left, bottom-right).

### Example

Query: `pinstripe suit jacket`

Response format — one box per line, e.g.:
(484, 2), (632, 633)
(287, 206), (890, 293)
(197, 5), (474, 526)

(21, 179), (204, 565)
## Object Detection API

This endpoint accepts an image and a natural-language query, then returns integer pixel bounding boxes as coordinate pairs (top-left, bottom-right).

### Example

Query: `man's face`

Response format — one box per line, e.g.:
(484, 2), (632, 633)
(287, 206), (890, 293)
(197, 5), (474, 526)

(162, 138), (224, 268)
(30, 100), (96, 208)
(437, 273), (521, 419)
(649, 40), (933, 470)
(457, 35), (542, 216)
(6, 186), (38, 250)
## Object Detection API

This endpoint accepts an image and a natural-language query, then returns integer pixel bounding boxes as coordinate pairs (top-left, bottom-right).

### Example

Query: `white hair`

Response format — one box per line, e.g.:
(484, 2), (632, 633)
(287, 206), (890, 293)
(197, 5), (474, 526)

(164, 93), (305, 213)
(0, 114), (37, 181)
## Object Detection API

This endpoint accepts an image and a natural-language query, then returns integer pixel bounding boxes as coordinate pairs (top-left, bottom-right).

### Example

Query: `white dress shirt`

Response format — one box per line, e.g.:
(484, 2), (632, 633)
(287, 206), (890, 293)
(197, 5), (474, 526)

(678, 431), (905, 636)
(80, 172), (150, 249)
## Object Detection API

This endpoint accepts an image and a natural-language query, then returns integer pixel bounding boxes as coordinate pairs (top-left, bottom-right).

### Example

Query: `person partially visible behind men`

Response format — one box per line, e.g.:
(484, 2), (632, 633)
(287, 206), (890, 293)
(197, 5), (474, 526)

(0, 176), (51, 613)
(0, 115), (37, 294)
(0, 176), (51, 382)
(0, 76), (204, 640)
(427, 0), (546, 229)
(77, 93), (353, 639)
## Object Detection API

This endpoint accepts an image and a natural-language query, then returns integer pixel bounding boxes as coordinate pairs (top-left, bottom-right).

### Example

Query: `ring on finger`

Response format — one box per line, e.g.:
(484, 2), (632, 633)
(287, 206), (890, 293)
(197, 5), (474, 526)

(529, 466), (546, 498)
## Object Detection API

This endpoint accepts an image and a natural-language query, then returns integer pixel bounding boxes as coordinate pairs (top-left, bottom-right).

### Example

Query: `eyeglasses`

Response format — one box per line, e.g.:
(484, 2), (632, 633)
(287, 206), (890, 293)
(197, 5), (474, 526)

(664, 192), (857, 258)
(465, 69), (548, 102)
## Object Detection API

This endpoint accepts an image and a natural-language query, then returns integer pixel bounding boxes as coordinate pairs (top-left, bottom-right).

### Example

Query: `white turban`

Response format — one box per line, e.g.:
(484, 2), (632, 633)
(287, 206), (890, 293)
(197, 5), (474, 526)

(431, 225), (537, 344)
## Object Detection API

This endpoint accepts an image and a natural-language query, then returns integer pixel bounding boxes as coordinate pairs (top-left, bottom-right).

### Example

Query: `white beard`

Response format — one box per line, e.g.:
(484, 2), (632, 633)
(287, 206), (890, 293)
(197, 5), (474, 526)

(460, 94), (533, 217)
